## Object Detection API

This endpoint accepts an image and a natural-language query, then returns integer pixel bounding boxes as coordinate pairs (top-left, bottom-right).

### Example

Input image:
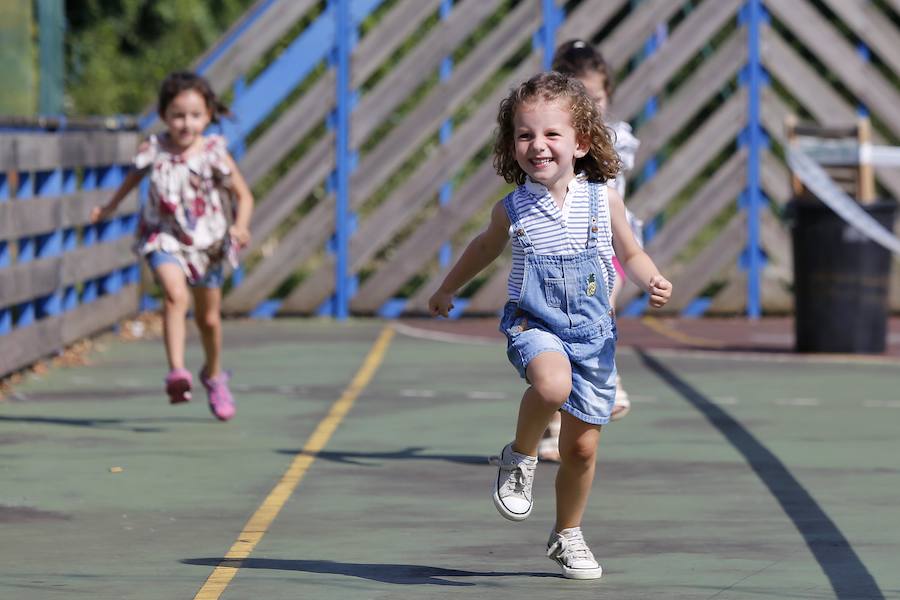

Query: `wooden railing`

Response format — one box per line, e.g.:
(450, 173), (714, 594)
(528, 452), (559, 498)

(0, 122), (141, 375)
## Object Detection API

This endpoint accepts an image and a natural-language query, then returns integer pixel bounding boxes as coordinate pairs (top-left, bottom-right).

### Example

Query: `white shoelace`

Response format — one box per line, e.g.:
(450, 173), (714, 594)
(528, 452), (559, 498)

(548, 529), (595, 564)
(490, 451), (535, 498)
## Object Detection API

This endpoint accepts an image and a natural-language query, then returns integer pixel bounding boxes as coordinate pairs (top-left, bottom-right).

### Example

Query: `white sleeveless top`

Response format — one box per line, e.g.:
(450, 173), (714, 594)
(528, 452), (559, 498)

(506, 175), (615, 301)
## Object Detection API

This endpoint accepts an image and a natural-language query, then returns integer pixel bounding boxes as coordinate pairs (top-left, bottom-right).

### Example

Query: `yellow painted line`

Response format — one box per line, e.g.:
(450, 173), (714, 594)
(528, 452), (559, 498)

(640, 315), (728, 349)
(193, 325), (396, 600)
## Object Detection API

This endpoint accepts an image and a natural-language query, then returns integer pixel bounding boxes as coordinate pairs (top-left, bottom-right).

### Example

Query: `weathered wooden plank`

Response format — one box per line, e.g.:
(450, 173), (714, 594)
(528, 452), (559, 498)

(761, 29), (900, 201)
(0, 284), (138, 377)
(0, 131), (139, 172)
(616, 150), (745, 308)
(463, 256), (512, 316)
(820, 0), (900, 77)
(240, 0), (440, 186)
(760, 149), (792, 206)
(350, 2), (541, 205)
(352, 0), (443, 88)
(628, 88), (747, 221)
(279, 58), (521, 313)
(1, 237), (136, 307)
(556, 0), (628, 49)
(222, 194), (334, 313)
(643, 150), (745, 267)
(666, 214), (747, 311)
(0, 190), (138, 240)
(612, 0), (743, 123)
(350, 0), (502, 147)
(351, 162), (507, 313)
(239, 74), (334, 186)
(228, 6), (541, 312)
(630, 32), (746, 172)
(767, 0), (900, 139)
(244, 132), (335, 257)
(199, 0), (319, 93)
(600, 0), (686, 74)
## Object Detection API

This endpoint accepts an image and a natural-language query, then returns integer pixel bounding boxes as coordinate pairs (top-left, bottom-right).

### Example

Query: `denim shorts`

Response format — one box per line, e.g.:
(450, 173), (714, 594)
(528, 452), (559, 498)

(500, 303), (617, 425)
(146, 251), (224, 289)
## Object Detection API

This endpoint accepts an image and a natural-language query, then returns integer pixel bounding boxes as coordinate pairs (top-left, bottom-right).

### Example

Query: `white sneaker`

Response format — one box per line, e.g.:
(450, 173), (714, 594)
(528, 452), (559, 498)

(491, 442), (537, 521)
(547, 527), (603, 579)
(611, 374), (631, 421)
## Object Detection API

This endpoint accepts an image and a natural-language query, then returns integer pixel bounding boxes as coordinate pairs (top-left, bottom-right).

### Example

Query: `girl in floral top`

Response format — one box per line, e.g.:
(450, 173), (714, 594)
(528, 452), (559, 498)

(91, 71), (254, 421)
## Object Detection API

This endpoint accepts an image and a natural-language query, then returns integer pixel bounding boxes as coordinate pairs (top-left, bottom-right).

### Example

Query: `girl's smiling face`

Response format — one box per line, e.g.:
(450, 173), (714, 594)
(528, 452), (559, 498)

(513, 98), (588, 200)
(162, 89), (211, 152)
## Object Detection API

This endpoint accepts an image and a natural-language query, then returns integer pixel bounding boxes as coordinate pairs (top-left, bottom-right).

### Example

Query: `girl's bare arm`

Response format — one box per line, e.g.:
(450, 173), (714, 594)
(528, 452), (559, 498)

(429, 200), (510, 316)
(608, 187), (672, 307)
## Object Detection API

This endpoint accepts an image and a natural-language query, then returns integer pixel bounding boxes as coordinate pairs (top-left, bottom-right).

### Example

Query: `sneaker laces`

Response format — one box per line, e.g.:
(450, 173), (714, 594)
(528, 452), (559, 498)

(489, 451), (535, 497)
(548, 529), (594, 563)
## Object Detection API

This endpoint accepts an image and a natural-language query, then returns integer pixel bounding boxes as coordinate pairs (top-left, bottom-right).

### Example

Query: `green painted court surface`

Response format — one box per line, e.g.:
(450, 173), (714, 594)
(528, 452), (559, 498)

(1, 319), (899, 599)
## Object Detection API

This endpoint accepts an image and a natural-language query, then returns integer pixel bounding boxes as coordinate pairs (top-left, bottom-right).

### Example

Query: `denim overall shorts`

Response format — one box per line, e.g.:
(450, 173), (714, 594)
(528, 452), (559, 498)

(499, 183), (617, 425)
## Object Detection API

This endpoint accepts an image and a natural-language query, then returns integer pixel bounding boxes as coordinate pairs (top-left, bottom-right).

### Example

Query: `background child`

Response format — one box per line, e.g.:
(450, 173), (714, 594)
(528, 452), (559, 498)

(91, 71), (254, 421)
(428, 72), (671, 579)
(535, 39), (643, 461)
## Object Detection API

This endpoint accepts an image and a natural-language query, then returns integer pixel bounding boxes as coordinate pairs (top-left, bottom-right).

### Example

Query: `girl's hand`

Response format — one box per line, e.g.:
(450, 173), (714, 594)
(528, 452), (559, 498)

(229, 224), (251, 248)
(428, 290), (455, 318)
(90, 204), (115, 224)
(648, 275), (672, 308)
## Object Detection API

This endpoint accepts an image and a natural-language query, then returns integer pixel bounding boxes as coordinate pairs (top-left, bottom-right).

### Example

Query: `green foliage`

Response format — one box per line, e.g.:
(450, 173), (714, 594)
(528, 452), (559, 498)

(65, 0), (255, 115)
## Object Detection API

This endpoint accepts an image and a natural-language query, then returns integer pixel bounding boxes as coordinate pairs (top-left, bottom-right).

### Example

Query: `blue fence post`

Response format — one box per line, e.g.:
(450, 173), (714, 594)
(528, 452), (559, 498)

(538, 0), (562, 70)
(0, 174), (10, 334)
(333, 0), (353, 320)
(739, 0), (768, 319)
(62, 168), (79, 311)
(15, 172), (35, 327)
(438, 0), (454, 269)
(34, 167), (64, 318)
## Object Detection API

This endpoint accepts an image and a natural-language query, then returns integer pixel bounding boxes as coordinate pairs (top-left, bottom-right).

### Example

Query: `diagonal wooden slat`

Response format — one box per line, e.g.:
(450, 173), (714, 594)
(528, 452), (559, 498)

(349, 1), (541, 206)
(611, 0), (743, 123)
(628, 88), (747, 221)
(767, 0), (900, 139)
(617, 149), (746, 308)
(630, 31), (746, 174)
(820, 0), (900, 76)
(279, 62), (521, 313)
(761, 27), (900, 201)
(350, 162), (507, 313)
(665, 213), (747, 311)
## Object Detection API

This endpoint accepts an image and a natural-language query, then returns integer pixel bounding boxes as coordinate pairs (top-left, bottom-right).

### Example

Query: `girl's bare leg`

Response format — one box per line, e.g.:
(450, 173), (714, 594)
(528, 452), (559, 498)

(192, 286), (223, 377)
(555, 411), (602, 530)
(513, 351), (572, 457)
(155, 263), (191, 371)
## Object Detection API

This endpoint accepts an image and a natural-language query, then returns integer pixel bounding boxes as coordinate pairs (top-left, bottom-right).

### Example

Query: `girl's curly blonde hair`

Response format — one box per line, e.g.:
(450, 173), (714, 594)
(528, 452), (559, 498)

(493, 71), (621, 185)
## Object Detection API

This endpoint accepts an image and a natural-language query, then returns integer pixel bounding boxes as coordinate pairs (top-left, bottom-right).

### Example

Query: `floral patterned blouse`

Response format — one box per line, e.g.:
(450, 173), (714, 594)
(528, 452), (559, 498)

(134, 134), (238, 283)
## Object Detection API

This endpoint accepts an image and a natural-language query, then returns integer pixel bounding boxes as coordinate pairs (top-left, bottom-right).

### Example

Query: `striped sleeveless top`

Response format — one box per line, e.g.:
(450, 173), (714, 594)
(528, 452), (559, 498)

(505, 175), (615, 301)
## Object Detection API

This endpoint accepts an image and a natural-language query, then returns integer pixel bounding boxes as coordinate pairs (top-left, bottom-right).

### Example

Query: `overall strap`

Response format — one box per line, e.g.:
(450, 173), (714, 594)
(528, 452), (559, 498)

(586, 181), (601, 249)
(504, 190), (535, 255)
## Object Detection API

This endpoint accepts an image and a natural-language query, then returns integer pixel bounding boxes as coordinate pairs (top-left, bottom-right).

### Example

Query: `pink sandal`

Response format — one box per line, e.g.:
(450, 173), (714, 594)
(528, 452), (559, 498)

(165, 368), (193, 404)
(200, 367), (235, 421)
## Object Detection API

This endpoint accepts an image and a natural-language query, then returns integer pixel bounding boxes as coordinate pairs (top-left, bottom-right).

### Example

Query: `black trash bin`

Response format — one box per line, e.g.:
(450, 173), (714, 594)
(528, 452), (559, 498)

(790, 199), (897, 353)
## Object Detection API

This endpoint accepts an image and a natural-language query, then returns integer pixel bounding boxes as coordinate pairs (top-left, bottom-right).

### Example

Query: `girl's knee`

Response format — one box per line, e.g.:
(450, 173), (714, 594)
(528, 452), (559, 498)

(164, 288), (190, 311)
(196, 310), (221, 332)
(559, 437), (598, 467)
(530, 369), (572, 407)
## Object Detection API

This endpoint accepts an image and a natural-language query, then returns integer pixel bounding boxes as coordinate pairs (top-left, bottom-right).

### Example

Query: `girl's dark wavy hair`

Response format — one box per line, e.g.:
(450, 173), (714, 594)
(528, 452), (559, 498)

(493, 71), (620, 185)
(157, 71), (230, 123)
(552, 39), (615, 101)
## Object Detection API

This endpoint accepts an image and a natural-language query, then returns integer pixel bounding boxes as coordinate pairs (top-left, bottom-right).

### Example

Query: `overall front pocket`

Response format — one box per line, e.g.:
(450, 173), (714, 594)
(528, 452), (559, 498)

(543, 277), (565, 308)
